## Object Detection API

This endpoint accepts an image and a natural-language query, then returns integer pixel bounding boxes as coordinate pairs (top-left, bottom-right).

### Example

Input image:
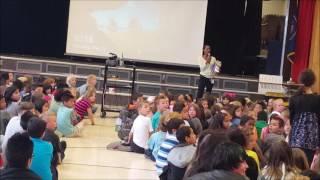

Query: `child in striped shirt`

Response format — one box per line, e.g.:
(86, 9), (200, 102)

(75, 87), (96, 125)
(156, 118), (185, 177)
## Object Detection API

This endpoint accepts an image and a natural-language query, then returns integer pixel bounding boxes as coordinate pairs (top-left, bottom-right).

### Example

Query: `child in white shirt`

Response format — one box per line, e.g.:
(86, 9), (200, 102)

(128, 101), (153, 154)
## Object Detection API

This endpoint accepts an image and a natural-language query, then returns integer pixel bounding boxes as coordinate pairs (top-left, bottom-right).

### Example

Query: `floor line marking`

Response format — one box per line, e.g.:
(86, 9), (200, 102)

(61, 162), (156, 172)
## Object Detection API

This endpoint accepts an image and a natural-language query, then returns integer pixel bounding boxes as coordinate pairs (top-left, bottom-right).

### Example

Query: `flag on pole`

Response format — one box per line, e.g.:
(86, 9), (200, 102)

(285, 0), (298, 64)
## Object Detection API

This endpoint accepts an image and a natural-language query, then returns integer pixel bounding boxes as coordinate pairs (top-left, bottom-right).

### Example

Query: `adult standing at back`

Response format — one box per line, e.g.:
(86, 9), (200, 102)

(289, 69), (320, 164)
(196, 45), (221, 100)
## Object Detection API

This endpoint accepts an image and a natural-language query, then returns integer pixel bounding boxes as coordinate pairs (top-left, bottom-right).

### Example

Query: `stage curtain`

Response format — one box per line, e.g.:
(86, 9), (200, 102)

(291, 0), (315, 81)
(308, 0), (320, 93)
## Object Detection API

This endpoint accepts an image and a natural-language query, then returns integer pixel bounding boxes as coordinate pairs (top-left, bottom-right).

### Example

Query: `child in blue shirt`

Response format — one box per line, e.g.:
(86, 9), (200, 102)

(28, 117), (53, 180)
(146, 112), (181, 161)
(155, 118), (185, 177)
(151, 95), (169, 131)
(57, 91), (84, 137)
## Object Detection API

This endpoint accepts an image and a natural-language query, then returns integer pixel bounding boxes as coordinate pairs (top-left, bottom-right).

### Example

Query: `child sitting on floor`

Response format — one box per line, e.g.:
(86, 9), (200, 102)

(127, 101), (153, 154)
(117, 93), (143, 141)
(77, 74), (97, 97)
(0, 94), (11, 139)
(56, 92), (85, 137)
(28, 117), (53, 180)
(260, 114), (285, 141)
(156, 118), (185, 177)
(145, 112), (182, 161)
(42, 112), (66, 180)
(66, 74), (79, 99)
(167, 126), (196, 180)
(187, 103), (203, 135)
(4, 85), (21, 117)
(263, 114), (285, 141)
(75, 87), (96, 125)
(34, 99), (49, 117)
(43, 84), (53, 103)
(151, 95), (169, 131)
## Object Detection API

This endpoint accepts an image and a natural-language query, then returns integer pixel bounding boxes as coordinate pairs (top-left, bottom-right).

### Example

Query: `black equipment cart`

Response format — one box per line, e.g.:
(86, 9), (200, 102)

(100, 59), (136, 118)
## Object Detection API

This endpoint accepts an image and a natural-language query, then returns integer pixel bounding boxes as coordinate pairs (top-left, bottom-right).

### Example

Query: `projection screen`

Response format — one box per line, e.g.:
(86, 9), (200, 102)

(66, 0), (208, 66)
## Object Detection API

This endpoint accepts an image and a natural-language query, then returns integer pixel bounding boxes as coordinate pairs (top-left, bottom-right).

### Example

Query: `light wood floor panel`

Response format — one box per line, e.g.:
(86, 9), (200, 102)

(59, 113), (157, 180)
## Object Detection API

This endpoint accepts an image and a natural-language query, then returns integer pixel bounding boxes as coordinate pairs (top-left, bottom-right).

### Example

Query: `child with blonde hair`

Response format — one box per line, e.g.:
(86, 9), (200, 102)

(66, 74), (79, 98)
(151, 95), (169, 131)
(77, 74), (97, 97)
(127, 101), (153, 154)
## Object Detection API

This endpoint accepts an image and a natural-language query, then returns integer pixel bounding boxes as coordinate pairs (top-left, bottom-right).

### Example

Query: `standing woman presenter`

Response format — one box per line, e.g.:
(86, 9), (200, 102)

(196, 45), (221, 100)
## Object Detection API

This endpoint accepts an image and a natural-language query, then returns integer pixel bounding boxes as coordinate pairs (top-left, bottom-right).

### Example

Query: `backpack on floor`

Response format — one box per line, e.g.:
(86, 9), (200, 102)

(117, 108), (138, 141)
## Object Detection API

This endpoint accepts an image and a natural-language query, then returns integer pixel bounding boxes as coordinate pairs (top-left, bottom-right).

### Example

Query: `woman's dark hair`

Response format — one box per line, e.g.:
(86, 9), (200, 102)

(209, 112), (226, 130)
(227, 128), (246, 147)
(211, 142), (247, 171)
(265, 140), (297, 179)
(4, 85), (19, 106)
(0, 94), (4, 101)
(202, 44), (211, 55)
(296, 69), (317, 95)
(240, 115), (255, 126)
(299, 69), (316, 87)
(5, 132), (33, 168)
(27, 117), (47, 138)
(203, 44), (211, 49)
(20, 111), (35, 130)
(185, 129), (229, 177)
(173, 101), (185, 113)
(176, 126), (192, 144)
(34, 99), (47, 114)
(166, 118), (184, 134)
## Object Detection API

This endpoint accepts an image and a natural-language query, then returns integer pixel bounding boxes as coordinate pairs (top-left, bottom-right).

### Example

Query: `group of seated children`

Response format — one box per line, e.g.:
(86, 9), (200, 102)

(117, 91), (320, 180)
(0, 72), (97, 179)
